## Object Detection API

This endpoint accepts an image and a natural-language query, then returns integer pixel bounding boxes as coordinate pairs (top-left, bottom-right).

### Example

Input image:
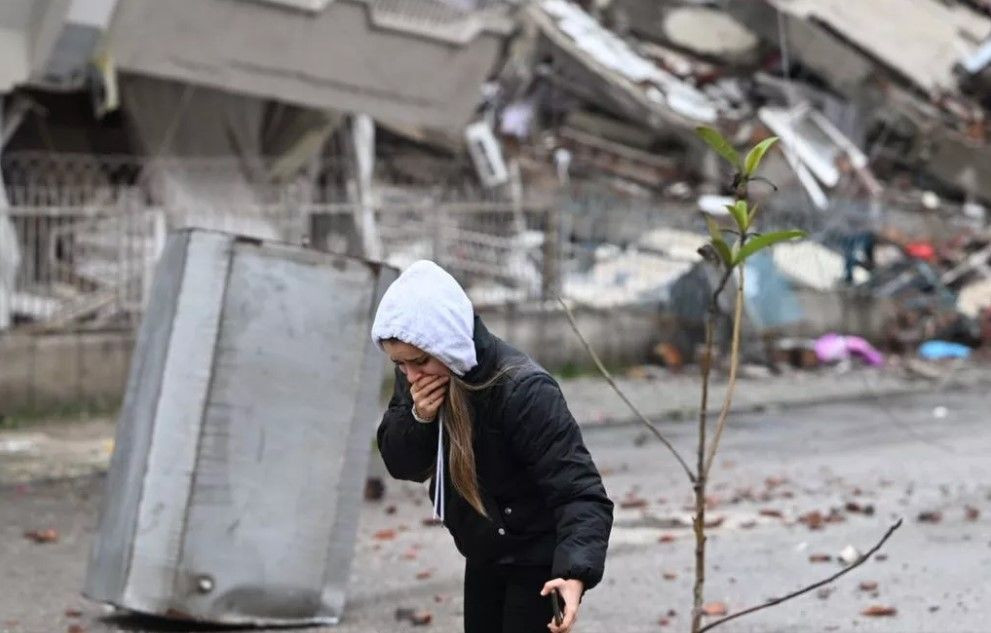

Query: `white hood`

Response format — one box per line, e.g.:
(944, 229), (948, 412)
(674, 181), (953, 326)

(370, 260), (477, 376)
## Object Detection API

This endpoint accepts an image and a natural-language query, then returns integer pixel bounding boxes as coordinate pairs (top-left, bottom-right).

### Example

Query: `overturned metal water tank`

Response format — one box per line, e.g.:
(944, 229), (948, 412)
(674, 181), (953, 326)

(84, 229), (396, 626)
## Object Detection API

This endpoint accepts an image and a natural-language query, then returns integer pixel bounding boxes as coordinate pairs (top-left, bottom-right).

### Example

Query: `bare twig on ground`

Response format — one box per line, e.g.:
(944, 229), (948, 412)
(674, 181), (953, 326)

(698, 519), (904, 632)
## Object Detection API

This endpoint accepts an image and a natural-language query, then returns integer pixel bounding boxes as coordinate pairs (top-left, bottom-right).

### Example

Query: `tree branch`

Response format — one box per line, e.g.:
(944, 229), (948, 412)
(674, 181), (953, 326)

(556, 296), (696, 484)
(712, 268), (733, 300)
(698, 518), (904, 632)
(691, 309), (717, 632)
(747, 176), (779, 192)
(703, 266), (745, 479)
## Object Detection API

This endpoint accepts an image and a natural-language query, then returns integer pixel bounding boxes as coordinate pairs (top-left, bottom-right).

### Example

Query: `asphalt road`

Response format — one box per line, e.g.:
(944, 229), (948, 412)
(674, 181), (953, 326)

(2, 390), (989, 633)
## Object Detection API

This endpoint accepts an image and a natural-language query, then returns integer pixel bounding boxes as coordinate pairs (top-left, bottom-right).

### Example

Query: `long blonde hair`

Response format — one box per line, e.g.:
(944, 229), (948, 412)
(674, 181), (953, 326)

(441, 366), (518, 518)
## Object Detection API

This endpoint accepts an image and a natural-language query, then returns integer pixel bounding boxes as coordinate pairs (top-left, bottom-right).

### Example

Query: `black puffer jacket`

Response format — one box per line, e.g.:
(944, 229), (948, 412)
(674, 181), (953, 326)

(377, 317), (614, 590)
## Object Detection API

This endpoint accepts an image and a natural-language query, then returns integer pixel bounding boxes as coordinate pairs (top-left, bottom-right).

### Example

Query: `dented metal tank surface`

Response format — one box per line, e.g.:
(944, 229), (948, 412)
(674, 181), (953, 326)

(83, 229), (397, 625)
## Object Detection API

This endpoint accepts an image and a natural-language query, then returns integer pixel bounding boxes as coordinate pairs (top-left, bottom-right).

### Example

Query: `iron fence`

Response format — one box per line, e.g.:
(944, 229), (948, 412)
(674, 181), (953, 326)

(0, 151), (745, 333)
(2, 194), (558, 332)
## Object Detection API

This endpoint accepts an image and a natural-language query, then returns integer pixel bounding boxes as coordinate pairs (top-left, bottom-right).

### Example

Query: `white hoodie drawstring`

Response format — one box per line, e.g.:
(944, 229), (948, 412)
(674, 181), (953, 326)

(433, 412), (445, 523)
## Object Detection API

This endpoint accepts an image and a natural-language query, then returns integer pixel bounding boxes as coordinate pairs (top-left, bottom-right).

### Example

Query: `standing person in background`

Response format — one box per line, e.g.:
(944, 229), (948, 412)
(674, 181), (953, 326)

(371, 260), (613, 633)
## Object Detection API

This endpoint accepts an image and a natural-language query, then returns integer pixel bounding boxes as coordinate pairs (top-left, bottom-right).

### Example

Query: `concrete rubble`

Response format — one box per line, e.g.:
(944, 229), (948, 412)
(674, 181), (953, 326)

(3, 0), (991, 368)
(495, 0), (991, 364)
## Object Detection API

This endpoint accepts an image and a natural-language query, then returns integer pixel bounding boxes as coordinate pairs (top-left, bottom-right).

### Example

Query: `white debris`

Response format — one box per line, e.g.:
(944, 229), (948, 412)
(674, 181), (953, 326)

(467, 283), (529, 307)
(636, 227), (707, 261)
(771, 0), (991, 96)
(759, 104), (868, 188)
(0, 436), (41, 454)
(564, 249), (694, 308)
(539, 0), (720, 123)
(698, 194), (734, 217)
(838, 544), (862, 566)
(957, 277), (991, 318)
(772, 240), (868, 291)
(382, 240), (434, 273)
(563, 229), (707, 308)
(663, 7), (758, 62)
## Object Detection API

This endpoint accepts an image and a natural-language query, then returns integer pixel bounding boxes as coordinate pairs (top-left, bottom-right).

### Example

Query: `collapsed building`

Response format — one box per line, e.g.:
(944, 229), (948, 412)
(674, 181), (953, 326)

(2, 0), (991, 363)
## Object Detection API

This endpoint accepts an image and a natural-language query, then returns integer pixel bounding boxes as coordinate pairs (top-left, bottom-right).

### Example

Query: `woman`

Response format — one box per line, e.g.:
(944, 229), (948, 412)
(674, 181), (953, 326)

(372, 260), (613, 633)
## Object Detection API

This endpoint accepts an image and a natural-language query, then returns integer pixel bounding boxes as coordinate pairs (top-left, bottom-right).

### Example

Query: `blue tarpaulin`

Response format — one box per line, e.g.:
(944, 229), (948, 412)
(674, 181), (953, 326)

(918, 340), (971, 360)
(743, 250), (804, 330)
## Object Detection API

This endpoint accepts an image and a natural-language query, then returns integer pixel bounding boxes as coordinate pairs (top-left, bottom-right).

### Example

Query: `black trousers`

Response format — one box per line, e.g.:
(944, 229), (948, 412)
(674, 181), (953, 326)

(463, 561), (555, 633)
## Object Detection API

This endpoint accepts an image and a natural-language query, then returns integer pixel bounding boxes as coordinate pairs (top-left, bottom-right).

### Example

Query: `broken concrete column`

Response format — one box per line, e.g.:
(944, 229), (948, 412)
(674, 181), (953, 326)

(0, 211), (17, 332)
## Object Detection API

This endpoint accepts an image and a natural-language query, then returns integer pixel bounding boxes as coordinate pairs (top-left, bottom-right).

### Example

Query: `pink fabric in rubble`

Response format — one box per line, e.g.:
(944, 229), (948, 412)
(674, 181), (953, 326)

(814, 333), (884, 367)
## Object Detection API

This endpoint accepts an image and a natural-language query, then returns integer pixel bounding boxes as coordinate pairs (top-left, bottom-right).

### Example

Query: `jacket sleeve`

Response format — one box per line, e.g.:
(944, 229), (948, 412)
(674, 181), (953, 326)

(505, 373), (614, 591)
(376, 367), (438, 483)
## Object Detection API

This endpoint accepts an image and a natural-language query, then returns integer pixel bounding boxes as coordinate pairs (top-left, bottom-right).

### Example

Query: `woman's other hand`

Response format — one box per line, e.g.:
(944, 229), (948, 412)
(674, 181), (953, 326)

(540, 577), (583, 632)
(410, 375), (449, 422)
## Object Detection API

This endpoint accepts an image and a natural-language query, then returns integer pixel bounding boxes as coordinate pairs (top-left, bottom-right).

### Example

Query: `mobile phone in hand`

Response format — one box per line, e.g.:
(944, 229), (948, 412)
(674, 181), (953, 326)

(550, 589), (564, 626)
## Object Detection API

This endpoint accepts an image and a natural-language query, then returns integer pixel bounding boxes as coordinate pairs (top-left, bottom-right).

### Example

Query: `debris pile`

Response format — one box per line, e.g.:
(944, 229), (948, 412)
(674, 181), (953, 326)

(4, 0), (991, 366)
(480, 0), (991, 362)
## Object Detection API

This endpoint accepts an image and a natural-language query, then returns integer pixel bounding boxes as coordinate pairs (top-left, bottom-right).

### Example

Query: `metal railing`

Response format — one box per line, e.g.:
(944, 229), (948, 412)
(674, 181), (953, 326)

(6, 203), (164, 329)
(0, 151), (567, 331)
(1, 151), (748, 332)
(2, 194), (557, 331)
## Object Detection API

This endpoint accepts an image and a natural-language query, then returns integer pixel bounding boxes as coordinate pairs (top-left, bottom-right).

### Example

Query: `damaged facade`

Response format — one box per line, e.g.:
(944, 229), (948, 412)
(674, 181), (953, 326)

(2, 0), (991, 365)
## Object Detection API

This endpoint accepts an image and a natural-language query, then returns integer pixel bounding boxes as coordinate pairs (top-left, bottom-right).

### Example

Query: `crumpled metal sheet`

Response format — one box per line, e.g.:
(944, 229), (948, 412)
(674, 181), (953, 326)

(84, 229), (396, 625)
